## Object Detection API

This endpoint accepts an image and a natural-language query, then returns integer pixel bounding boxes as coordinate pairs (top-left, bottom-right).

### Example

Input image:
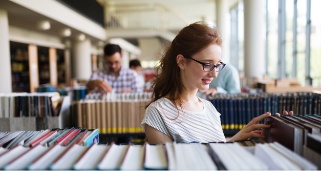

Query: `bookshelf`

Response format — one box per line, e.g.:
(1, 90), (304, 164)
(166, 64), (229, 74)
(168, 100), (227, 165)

(57, 49), (66, 86)
(10, 41), (30, 92)
(266, 86), (321, 93)
(38, 46), (50, 85)
(99, 133), (145, 138)
(10, 43), (66, 92)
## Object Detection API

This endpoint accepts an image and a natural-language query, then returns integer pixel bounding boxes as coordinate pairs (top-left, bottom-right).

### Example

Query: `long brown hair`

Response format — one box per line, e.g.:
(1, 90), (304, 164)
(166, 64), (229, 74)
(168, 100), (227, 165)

(149, 21), (222, 117)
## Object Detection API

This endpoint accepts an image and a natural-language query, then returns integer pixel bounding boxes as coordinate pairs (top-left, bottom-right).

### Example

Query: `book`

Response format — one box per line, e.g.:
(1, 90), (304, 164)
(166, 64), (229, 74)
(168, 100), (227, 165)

(73, 144), (109, 170)
(3, 145), (48, 170)
(144, 143), (167, 170)
(120, 145), (144, 170)
(97, 143), (129, 170)
(210, 143), (268, 170)
(306, 133), (321, 155)
(267, 116), (304, 154)
(50, 144), (88, 170)
(0, 145), (30, 169)
(173, 143), (217, 170)
(28, 144), (67, 170)
(255, 142), (317, 170)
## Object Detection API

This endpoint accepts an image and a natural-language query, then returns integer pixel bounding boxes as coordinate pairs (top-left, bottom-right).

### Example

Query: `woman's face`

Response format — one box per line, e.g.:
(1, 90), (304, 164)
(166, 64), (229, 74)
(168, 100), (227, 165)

(181, 43), (221, 91)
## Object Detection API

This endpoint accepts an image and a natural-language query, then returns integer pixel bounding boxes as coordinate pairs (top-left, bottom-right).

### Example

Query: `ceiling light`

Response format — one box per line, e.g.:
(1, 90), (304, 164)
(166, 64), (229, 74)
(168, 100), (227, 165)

(78, 34), (86, 41)
(37, 20), (51, 30)
(61, 28), (71, 37)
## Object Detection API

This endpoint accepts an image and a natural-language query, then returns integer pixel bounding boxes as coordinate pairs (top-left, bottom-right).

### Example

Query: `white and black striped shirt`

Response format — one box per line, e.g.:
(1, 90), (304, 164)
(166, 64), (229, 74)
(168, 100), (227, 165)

(141, 97), (226, 143)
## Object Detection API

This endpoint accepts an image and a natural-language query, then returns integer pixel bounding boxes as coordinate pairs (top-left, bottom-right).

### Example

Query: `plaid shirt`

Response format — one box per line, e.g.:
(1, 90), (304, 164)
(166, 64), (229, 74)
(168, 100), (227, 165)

(89, 67), (139, 93)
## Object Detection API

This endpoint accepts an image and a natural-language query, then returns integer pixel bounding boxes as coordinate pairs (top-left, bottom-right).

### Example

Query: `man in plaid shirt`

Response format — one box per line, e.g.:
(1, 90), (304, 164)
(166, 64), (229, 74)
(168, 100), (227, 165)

(87, 44), (139, 94)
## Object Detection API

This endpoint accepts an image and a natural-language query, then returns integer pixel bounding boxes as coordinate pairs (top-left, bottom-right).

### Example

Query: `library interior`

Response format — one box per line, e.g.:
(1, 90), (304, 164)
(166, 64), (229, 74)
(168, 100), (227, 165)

(0, 0), (321, 170)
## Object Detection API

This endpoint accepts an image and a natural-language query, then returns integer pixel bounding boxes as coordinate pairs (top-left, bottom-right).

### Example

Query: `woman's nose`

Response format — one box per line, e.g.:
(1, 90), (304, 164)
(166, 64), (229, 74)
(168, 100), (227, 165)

(208, 68), (218, 78)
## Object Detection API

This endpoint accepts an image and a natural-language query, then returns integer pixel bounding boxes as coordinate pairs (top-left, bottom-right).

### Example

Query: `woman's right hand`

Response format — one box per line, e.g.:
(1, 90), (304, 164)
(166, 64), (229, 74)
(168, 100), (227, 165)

(227, 110), (294, 142)
(227, 112), (272, 142)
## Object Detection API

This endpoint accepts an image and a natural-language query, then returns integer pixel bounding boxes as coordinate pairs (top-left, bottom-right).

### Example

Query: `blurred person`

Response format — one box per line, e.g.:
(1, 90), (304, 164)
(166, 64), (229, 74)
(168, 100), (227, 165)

(87, 44), (139, 94)
(130, 59), (145, 92)
(200, 63), (241, 96)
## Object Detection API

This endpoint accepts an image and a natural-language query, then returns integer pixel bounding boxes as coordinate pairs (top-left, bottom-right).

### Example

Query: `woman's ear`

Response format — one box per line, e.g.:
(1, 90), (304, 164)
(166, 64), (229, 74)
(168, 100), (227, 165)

(176, 54), (185, 70)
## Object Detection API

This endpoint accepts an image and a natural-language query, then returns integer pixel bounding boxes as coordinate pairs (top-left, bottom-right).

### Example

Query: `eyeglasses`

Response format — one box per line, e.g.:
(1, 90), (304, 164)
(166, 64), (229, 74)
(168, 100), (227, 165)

(184, 56), (226, 72)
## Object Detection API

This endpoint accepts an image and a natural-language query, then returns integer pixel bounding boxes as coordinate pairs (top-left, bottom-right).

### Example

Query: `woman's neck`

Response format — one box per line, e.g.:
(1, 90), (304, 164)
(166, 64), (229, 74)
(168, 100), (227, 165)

(180, 88), (199, 103)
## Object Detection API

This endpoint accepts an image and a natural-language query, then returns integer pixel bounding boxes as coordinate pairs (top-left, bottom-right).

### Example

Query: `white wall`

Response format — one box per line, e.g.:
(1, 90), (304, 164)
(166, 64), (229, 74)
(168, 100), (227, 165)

(137, 38), (162, 61)
(71, 39), (92, 80)
(0, 9), (12, 93)
(11, 0), (106, 41)
(9, 26), (65, 49)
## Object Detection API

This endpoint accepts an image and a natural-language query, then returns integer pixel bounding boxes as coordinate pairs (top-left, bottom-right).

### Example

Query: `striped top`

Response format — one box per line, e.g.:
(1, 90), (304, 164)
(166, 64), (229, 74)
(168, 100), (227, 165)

(141, 97), (226, 143)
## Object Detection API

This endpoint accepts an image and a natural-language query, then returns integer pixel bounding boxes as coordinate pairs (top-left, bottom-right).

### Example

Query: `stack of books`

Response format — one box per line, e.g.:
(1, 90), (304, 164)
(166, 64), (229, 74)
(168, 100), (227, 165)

(71, 92), (152, 134)
(0, 128), (99, 170)
(266, 115), (321, 168)
(0, 140), (317, 170)
(72, 86), (86, 101)
(0, 92), (61, 118)
(0, 94), (70, 132)
(208, 92), (321, 130)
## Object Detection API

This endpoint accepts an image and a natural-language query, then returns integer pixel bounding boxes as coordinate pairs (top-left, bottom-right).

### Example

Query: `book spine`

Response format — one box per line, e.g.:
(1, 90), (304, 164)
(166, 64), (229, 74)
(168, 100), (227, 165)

(246, 98), (251, 125)
(308, 95), (313, 115)
(259, 97), (263, 124)
(267, 96), (271, 114)
(235, 99), (239, 129)
(229, 98), (234, 130)
(242, 99), (246, 128)
(279, 96), (283, 115)
(224, 99), (229, 130)
(304, 95), (307, 116)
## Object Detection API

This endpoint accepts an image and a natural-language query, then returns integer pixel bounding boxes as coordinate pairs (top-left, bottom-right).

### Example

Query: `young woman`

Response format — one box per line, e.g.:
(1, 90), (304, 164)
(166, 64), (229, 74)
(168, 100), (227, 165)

(141, 22), (291, 144)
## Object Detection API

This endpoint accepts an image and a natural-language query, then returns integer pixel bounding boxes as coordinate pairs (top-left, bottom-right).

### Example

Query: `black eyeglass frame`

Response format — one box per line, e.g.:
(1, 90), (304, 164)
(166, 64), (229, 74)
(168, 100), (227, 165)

(184, 56), (226, 72)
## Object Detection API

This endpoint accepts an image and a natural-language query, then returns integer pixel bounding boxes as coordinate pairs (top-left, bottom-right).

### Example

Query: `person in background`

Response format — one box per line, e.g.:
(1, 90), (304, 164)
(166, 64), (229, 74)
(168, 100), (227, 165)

(87, 44), (139, 94)
(200, 63), (241, 96)
(130, 59), (145, 92)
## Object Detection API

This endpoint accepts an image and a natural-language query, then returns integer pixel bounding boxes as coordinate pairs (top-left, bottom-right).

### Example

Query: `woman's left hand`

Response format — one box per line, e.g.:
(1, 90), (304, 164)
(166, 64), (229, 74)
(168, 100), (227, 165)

(227, 111), (293, 142)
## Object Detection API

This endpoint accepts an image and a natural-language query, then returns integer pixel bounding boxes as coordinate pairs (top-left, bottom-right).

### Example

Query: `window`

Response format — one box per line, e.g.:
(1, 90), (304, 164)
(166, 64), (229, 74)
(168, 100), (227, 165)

(230, 1), (244, 72)
(267, 0), (279, 79)
(310, 0), (321, 86)
(285, 0), (294, 78)
(296, 0), (307, 85)
(266, 0), (319, 86)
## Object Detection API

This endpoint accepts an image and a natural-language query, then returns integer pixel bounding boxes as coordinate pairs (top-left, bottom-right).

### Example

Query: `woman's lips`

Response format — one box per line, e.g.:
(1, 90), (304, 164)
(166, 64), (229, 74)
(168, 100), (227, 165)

(202, 79), (212, 85)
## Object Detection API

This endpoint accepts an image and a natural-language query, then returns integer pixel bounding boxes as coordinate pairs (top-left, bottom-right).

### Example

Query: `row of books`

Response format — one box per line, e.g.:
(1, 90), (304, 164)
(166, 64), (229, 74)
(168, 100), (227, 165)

(85, 92), (153, 101)
(0, 92), (61, 118)
(266, 115), (321, 155)
(0, 141), (317, 170)
(72, 87), (86, 101)
(71, 100), (149, 133)
(0, 96), (71, 132)
(0, 128), (99, 170)
(0, 117), (60, 132)
(0, 128), (99, 149)
(208, 92), (321, 129)
(265, 115), (321, 169)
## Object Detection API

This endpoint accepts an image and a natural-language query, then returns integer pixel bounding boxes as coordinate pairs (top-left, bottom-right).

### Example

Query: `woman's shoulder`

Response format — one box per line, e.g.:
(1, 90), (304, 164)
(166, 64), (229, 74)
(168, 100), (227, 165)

(146, 97), (177, 113)
(147, 98), (173, 109)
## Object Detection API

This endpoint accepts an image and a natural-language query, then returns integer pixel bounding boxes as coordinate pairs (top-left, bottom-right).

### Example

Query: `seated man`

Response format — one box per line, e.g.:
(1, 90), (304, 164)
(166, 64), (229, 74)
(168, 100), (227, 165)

(87, 44), (138, 94)
(129, 59), (145, 92)
(201, 63), (241, 96)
